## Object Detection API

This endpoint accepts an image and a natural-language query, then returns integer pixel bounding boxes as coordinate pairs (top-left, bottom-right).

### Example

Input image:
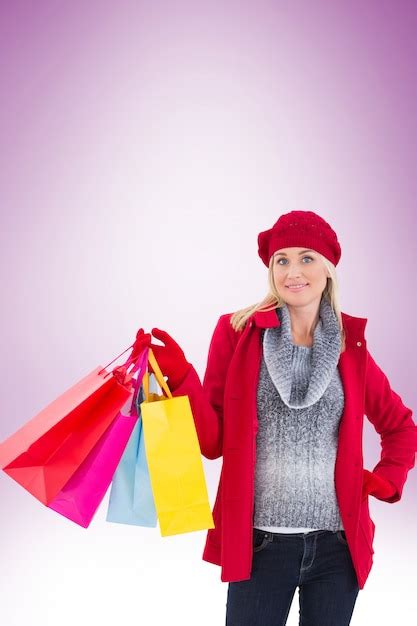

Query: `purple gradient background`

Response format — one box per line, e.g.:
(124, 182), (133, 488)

(1, 2), (416, 624)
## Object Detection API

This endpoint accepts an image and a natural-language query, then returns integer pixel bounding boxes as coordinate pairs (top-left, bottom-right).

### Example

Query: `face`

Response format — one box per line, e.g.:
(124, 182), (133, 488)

(272, 247), (330, 308)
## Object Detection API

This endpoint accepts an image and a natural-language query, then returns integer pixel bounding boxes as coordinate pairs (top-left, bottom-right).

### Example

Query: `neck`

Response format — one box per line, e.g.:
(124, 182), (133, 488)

(285, 299), (322, 343)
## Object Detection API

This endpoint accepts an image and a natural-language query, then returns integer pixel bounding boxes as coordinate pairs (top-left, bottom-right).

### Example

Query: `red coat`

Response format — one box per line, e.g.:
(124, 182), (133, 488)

(172, 307), (417, 589)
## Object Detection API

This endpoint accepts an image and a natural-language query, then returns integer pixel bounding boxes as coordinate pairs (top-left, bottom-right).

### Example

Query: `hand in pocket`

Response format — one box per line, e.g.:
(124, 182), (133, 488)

(362, 469), (396, 500)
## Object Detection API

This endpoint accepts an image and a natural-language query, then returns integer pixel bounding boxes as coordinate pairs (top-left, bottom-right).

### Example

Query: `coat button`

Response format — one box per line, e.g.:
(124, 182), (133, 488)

(356, 341), (362, 347)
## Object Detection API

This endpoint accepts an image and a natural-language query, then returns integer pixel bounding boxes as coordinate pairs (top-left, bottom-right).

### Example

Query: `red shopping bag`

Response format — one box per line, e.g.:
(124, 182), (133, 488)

(47, 348), (149, 527)
(0, 339), (141, 505)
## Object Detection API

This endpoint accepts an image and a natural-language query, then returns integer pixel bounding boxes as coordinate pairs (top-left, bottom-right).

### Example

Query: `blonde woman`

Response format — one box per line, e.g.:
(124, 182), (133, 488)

(136, 210), (417, 625)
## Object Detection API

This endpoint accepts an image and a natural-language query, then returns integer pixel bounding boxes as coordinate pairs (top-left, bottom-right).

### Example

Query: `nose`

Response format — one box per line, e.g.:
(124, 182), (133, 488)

(286, 265), (302, 278)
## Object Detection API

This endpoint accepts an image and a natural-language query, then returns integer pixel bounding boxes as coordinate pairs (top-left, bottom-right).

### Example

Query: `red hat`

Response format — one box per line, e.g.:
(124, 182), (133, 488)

(257, 210), (342, 267)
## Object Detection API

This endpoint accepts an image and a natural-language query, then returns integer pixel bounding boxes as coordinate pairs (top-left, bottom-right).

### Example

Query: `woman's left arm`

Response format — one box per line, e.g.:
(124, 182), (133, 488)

(364, 349), (417, 503)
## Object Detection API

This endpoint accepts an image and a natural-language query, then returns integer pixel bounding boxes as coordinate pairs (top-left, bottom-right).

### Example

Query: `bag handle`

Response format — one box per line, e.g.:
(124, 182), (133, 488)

(142, 348), (172, 401)
(98, 334), (147, 380)
(128, 348), (150, 414)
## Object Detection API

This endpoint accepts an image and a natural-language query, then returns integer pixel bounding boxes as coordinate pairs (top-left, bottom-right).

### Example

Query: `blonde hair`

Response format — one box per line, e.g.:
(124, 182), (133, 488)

(230, 253), (346, 353)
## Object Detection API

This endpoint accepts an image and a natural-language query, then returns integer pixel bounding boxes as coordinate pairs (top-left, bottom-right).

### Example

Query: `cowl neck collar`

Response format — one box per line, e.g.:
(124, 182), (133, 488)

(263, 297), (341, 409)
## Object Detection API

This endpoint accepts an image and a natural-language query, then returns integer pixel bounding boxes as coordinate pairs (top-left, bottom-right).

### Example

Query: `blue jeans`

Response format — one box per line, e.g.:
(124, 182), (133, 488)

(225, 528), (360, 625)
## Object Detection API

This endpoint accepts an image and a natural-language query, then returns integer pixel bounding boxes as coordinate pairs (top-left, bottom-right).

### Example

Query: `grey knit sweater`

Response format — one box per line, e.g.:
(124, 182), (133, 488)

(253, 297), (345, 533)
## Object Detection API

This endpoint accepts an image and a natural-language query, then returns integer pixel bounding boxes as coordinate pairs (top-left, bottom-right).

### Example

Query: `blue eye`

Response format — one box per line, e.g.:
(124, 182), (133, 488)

(276, 256), (313, 265)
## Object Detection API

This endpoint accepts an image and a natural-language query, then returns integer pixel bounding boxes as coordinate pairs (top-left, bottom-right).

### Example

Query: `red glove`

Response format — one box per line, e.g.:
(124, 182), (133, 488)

(130, 328), (152, 362)
(362, 469), (396, 500)
(148, 327), (191, 390)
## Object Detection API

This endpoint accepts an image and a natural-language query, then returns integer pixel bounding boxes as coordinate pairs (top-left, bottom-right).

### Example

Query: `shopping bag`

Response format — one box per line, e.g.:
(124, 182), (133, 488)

(132, 373), (159, 520)
(140, 349), (215, 536)
(106, 376), (158, 527)
(47, 348), (149, 527)
(0, 339), (140, 505)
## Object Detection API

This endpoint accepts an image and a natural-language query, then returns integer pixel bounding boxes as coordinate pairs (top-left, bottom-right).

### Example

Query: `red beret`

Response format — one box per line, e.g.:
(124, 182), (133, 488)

(257, 210), (342, 267)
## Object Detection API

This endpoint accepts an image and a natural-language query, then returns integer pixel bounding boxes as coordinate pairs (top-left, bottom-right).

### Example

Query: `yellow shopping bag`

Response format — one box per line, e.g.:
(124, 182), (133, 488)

(140, 349), (215, 536)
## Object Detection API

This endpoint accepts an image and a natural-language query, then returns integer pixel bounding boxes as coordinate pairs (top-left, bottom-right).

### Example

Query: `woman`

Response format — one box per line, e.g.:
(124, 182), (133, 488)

(135, 210), (417, 625)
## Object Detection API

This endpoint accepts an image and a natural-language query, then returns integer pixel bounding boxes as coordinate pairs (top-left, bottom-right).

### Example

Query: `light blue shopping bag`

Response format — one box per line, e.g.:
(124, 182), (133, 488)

(106, 373), (158, 527)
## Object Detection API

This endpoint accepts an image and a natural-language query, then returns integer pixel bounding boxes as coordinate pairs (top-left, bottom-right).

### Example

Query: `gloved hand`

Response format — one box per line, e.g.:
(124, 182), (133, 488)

(131, 328), (152, 362)
(362, 469), (396, 500)
(148, 327), (191, 390)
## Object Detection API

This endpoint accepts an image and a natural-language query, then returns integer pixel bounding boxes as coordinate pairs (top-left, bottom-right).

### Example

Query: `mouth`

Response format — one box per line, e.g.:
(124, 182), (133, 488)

(286, 283), (309, 292)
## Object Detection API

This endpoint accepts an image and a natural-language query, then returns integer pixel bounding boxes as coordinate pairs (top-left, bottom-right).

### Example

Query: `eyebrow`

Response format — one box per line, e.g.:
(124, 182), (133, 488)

(273, 249), (315, 257)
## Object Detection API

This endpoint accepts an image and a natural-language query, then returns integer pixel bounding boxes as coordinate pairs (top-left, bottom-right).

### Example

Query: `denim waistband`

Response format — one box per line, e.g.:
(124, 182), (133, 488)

(254, 528), (340, 540)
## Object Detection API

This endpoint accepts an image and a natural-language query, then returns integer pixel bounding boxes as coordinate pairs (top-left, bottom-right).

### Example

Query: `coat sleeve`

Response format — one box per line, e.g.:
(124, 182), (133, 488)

(364, 348), (417, 503)
(171, 314), (239, 460)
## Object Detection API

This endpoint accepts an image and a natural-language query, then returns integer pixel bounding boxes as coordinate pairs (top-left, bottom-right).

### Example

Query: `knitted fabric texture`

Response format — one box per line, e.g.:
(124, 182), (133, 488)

(253, 297), (345, 532)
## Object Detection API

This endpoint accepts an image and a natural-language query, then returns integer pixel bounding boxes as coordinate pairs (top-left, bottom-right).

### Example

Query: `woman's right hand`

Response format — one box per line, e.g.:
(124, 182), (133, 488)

(130, 328), (152, 361)
(149, 327), (191, 389)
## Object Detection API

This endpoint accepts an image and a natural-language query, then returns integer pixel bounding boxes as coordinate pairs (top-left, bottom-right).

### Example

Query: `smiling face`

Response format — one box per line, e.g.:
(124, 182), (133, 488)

(272, 247), (330, 307)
